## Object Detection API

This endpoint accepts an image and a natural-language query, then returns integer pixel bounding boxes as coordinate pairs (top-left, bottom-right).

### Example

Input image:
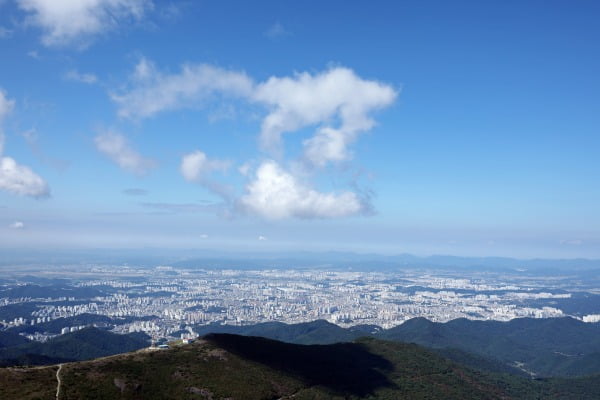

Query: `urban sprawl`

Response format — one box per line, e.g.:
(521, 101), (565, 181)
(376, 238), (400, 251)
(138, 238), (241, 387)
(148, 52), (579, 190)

(2, 266), (599, 343)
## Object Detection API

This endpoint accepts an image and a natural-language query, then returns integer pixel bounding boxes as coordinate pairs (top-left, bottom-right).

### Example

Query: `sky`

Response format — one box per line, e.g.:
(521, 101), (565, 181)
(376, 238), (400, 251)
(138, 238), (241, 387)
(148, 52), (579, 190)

(0, 0), (599, 258)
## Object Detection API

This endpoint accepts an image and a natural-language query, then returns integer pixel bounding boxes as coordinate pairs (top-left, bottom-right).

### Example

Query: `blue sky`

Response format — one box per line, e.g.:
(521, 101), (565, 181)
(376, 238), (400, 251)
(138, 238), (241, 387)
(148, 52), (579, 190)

(0, 0), (599, 258)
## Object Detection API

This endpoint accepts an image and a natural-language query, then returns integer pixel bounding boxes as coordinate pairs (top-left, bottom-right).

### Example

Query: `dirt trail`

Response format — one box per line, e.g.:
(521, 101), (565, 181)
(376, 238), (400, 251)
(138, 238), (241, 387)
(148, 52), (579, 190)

(55, 363), (63, 400)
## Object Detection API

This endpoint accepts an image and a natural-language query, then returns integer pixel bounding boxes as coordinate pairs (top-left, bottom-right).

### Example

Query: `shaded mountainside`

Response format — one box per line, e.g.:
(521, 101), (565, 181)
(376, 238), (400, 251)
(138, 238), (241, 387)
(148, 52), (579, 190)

(0, 327), (149, 367)
(192, 319), (378, 345)
(2, 316), (599, 378)
(377, 317), (600, 377)
(1, 334), (600, 400)
(194, 317), (600, 377)
(0, 330), (30, 348)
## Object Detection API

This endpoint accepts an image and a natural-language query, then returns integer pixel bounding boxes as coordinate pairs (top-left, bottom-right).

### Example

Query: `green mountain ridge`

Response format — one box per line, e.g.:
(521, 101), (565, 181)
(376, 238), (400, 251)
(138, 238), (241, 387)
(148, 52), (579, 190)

(0, 330), (30, 348)
(2, 316), (599, 379)
(2, 333), (599, 399)
(191, 317), (600, 377)
(0, 327), (149, 367)
(378, 317), (600, 377)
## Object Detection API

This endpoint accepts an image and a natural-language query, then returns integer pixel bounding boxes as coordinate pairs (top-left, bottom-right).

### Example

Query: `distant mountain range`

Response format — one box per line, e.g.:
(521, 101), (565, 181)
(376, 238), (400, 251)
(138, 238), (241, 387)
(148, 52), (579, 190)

(153, 252), (600, 271)
(2, 248), (600, 271)
(2, 333), (600, 399)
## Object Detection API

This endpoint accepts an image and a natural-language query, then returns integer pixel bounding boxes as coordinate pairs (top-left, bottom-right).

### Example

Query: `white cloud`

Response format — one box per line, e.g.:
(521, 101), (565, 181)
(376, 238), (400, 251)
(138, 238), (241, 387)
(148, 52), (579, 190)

(303, 126), (351, 167)
(112, 59), (254, 119)
(108, 61), (396, 220)
(0, 89), (15, 154)
(0, 156), (50, 197)
(200, 233), (208, 239)
(158, 2), (184, 21)
(21, 128), (37, 143)
(140, 202), (219, 214)
(0, 26), (12, 38)
(258, 235), (267, 241)
(132, 56), (154, 81)
(0, 90), (50, 198)
(180, 150), (232, 200)
(238, 162), (251, 176)
(239, 160), (366, 219)
(264, 22), (290, 40)
(9, 221), (25, 229)
(94, 131), (155, 175)
(17, 0), (152, 47)
(122, 187), (147, 196)
(27, 50), (41, 59)
(560, 239), (583, 246)
(20, 128), (70, 172)
(253, 67), (397, 166)
(65, 69), (98, 84)
(180, 150), (230, 182)
(110, 60), (395, 168)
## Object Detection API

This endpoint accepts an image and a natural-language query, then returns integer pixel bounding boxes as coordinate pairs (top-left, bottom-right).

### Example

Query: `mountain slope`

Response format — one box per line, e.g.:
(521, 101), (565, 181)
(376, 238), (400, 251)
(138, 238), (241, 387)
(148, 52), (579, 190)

(194, 317), (600, 377)
(377, 317), (600, 377)
(193, 319), (365, 344)
(0, 327), (149, 366)
(0, 330), (30, 348)
(2, 334), (600, 399)
(3, 316), (599, 378)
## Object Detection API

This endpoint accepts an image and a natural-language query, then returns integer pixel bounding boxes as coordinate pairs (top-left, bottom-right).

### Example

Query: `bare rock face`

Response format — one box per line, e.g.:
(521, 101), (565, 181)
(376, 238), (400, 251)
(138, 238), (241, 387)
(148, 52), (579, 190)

(113, 378), (127, 393)
(113, 377), (141, 393)
(187, 386), (214, 399)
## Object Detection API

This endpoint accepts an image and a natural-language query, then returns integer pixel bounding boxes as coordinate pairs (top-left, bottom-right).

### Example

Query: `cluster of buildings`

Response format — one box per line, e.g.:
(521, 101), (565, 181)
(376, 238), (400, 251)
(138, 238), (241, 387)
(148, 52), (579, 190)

(582, 314), (600, 323)
(1, 266), (584, 343)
